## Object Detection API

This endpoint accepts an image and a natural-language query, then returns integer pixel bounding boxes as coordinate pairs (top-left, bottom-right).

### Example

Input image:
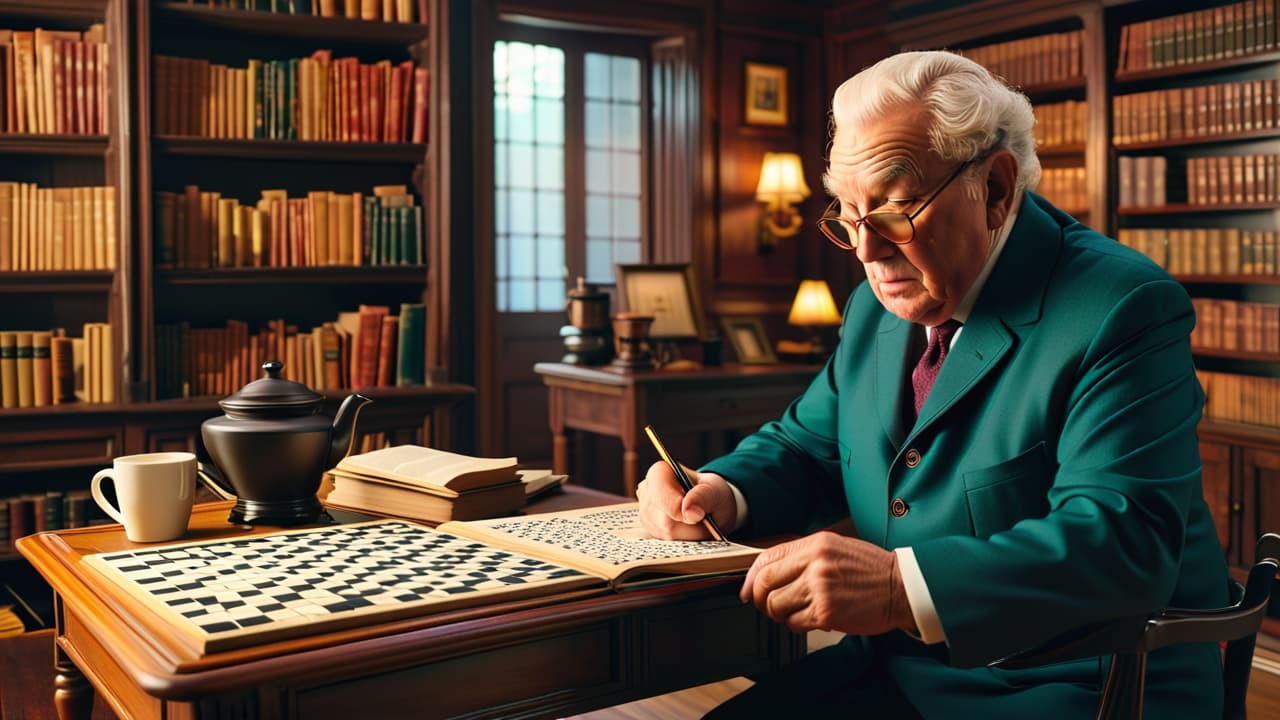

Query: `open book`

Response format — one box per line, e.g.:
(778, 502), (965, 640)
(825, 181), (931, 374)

(333, 444), (519, 496)
(80, 503), (759, 656)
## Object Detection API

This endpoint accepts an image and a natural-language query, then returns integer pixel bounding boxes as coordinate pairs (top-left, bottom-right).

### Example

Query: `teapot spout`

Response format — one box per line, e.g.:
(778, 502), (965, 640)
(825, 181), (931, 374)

(329, 393), (373, 469)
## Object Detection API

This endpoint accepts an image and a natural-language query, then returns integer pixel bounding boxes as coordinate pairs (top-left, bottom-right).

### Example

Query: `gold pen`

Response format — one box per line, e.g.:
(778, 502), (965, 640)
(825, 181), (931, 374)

(643, 424), (726, 541)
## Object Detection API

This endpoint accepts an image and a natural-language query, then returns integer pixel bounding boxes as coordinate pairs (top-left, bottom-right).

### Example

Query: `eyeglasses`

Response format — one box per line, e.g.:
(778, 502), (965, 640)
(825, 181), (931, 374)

(818, 142), (999, 250)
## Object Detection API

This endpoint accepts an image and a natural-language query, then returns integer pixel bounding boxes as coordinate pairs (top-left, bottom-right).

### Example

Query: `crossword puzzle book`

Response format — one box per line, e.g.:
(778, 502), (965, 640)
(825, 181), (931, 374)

(439, 503), (761, 588)
(79, 504), (758, 655)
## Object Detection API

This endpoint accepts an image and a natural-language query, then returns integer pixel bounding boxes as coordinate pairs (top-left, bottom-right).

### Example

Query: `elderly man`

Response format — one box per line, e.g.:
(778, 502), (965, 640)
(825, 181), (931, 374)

(638, 51), (1229, 718)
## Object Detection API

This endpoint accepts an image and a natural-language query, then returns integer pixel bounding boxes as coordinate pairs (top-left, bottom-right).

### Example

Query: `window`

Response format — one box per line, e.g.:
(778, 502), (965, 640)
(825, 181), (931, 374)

(493, 31), (649, 312)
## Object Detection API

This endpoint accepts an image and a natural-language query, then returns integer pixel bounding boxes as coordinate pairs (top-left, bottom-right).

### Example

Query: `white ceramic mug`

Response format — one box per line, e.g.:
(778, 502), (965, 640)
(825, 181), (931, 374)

(91, 452), (196, 543)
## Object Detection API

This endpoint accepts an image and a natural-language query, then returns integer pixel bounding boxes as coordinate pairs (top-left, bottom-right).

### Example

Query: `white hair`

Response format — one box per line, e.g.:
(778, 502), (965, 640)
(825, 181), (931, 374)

(825, 50), (1041, 194)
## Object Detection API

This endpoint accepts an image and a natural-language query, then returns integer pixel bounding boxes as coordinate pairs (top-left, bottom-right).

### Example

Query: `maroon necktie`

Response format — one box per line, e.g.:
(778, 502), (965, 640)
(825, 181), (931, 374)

(911, 320), (962, 418)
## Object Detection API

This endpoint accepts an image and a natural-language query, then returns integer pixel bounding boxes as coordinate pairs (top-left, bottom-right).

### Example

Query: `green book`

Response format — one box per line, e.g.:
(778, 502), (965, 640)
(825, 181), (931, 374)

(396, 303), (425, 386)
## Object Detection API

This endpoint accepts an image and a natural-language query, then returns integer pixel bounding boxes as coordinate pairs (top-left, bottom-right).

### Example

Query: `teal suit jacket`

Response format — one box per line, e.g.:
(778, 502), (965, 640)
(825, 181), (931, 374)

(703, 193), (1230, 717)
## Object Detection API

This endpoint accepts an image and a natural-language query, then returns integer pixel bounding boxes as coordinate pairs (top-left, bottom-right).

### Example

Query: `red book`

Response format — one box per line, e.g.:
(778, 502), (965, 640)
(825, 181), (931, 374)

(375, 314), (398, 387)
(410, 66), (428, 144)
(355, 306), (387, 389)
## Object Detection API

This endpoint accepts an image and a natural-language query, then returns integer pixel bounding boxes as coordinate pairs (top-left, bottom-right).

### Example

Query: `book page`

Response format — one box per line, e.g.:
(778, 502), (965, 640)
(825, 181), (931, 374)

(440, 503), (760, 587)
(336, 445), (518, 492)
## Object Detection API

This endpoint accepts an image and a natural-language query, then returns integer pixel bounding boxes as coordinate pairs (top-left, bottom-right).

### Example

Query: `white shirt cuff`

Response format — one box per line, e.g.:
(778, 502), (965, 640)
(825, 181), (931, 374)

(895, 547), (947, 645)
(726, 480), (749, 533)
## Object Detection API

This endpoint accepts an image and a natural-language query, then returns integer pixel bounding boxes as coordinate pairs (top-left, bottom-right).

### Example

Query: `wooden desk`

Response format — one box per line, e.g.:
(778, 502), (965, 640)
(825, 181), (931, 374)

(534, 362), (819, 497)
(17, 488), (805, 720)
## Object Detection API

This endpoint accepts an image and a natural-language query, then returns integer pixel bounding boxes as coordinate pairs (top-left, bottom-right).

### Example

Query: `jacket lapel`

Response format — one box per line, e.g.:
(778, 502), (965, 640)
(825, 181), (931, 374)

(907, 192), (1063, 440)
(875, 313), (916, 447)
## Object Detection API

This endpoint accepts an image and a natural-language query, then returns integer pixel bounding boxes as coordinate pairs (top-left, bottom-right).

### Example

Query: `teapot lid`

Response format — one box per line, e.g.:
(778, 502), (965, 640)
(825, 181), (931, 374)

(220, 360), (322, 415)
(567, 276), (606, 300)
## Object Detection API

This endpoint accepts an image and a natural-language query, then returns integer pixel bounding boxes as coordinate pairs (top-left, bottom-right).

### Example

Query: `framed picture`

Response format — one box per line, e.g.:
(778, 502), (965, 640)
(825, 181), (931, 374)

(614, 263), (704, 340)
(720, 316), (778, 365)
(744, 62), (788, 127)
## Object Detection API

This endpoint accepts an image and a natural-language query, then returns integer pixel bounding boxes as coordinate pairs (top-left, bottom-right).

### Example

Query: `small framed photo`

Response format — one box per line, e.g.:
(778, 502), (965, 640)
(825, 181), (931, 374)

(614, 263), (704, 340)
(720, 316), (778, 364)
(744, 61), (788, 127)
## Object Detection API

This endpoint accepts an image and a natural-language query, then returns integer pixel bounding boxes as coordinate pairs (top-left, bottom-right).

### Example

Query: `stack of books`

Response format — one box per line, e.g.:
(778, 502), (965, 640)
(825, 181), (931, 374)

(0, 605), (22, 638)
(323, 445), (564, 524)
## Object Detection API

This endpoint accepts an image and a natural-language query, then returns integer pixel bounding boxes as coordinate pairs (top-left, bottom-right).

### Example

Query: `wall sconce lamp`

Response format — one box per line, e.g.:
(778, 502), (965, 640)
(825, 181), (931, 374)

(755, 151), (810, 252)
(787, 279), (842, 357)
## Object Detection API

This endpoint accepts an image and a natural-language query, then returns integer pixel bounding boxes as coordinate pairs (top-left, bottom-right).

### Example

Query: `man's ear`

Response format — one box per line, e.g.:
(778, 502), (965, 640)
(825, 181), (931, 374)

(985, 151), (1018, 230)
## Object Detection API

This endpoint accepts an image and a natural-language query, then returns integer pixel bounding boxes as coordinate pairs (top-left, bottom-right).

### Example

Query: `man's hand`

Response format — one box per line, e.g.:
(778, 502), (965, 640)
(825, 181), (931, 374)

(740, 532), (915, 637)
(636, 461), (736, 540)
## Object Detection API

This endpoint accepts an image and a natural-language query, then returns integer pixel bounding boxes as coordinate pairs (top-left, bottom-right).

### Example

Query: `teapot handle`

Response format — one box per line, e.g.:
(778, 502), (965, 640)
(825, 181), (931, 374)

(197, 462), (238, 501)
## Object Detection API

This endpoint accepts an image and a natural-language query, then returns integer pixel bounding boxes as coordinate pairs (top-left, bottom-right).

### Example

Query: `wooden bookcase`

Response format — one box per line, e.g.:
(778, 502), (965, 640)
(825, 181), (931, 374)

(0, 0), (470, 588)
(881, 0), (1280, 643)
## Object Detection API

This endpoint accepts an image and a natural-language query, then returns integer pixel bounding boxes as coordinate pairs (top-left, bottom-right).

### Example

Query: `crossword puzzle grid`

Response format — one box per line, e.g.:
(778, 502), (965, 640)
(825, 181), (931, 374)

(488, 507), (734, 567)
(84, 521), (594, 653)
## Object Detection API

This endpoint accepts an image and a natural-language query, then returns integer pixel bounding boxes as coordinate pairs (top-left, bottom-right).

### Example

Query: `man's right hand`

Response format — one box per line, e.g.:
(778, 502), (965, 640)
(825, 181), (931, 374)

(636, 461), (737, 540)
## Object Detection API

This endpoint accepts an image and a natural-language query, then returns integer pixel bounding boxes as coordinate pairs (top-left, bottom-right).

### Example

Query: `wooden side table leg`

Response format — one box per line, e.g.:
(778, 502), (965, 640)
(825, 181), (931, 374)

(53, 644), (94, 720)
(553, 431), (569, 476)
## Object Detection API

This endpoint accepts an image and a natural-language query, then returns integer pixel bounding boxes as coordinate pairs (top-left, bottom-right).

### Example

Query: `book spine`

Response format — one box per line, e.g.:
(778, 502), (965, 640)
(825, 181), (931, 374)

(0, 331), (15, 409)
(32, 330), (51, 406)
(375, 314), (398, 387)
(396, 303), (425, 385)
(15, 331), (32, 408)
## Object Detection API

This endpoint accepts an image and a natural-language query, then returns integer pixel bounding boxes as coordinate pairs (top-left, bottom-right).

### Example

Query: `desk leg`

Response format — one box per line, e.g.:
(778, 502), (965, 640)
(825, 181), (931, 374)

(53, 643), (93, 720)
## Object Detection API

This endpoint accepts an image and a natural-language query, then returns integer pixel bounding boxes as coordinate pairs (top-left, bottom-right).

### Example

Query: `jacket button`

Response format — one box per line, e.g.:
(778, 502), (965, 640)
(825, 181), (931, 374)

(904, 449), (921, 467)
(891, 498), (908, 517)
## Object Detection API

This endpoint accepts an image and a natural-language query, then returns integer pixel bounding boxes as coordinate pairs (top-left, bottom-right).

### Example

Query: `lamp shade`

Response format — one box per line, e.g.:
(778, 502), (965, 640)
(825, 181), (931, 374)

(755, 152), (811, 202)
(787, 280), (842, 327)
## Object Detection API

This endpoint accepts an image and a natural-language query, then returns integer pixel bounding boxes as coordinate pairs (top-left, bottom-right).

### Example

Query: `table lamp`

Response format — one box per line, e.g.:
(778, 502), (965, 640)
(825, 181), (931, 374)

(787, 279), (842, 357)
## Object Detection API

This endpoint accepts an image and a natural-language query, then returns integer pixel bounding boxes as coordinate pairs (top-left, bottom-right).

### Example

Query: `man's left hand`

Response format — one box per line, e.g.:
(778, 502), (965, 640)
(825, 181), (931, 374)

(740, 532), (915, 637)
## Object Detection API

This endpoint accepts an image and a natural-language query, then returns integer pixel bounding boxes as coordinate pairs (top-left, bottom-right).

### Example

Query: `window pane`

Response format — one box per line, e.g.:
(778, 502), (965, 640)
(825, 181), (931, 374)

(614, 239), (641, 266)
(537, 190), (564, 235)
(584, 100), (608, 148)
(536, 146), (564, 190)
(585, 150), (610, 189)
(494, 141), (508, 182)
(611, 56), (640, 102)
(509, 235), (535, 277)
(611, 150), (641, 195)
(585, 238), (612, 284)
(611, 104), (640, 151)
(509, 190), (535, 234)
(612, 197), (640, 238)
(537, 237), (564, 278)
(494, 97), (509, 140)
(509, 279), (535, 312)
(495, 230), (508, 276)
(584, 53), (610, 100)
(538, 279), (563, 309)
(494, 188), (509, 234)
(508, 143), (534, 189)
(496, 278), (508, 312)
(508, 101), (533, 142)
(535, 98), (564, 143)
(585, 195), (610, 237)
(534, 45), (564, 98)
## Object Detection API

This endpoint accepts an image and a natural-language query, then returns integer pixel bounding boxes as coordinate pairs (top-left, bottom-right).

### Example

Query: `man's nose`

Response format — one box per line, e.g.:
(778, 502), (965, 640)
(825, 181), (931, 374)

(854, 224), (895, 264)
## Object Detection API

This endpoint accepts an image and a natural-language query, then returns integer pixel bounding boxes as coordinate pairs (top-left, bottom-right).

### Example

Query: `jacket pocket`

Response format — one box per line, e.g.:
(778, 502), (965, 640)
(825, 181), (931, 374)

(962, 442), (1052, 538)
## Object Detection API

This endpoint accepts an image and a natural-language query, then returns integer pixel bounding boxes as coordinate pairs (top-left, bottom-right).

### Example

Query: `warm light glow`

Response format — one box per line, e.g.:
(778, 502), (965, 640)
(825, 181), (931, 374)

(755, 153), (810, 248)
(755, 152), (811, 202)
(787, 280), (842, 327)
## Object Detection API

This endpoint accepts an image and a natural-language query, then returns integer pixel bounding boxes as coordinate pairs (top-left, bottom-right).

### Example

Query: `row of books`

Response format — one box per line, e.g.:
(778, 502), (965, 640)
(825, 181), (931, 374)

(1117, 156), (1169, 209)
(1186, 154), (1280, 206)
(153, 53), (429, 144)
(1200, 369), (1280, 429)
(1036, 166), (1087, 217)
(187, 0), (427, 24)
(0, 326), (114, 409)
(0, 26), (109, 136)
(1119, 227), (1280, 277)
(1114, 78), (1279, 147)
(0, 490), (105, 554)
(955, 30), (1082, 89)
(154, 302), (424, 400)
(1191, 298), (1280, 355)
(154, 184), (421, 270)
(323, 444), (568, 524)
(1118, 0), (1277, 73)
(1031, 100), (1086, 150)
(0, 183), (118, 272)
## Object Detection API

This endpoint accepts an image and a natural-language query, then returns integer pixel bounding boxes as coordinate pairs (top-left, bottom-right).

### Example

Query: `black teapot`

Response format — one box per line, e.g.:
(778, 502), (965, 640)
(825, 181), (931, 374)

(199, 360), (372, 526)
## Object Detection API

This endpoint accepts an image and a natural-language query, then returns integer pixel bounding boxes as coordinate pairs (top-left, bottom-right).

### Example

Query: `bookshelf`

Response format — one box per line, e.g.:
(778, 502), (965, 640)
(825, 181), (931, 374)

(0, 0), (470, 585)
(884, 0), (1280, 644)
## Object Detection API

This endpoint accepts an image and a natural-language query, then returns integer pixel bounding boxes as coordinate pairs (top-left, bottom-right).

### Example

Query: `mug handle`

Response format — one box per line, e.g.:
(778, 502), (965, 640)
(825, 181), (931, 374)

(90, 469), (126, 525)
